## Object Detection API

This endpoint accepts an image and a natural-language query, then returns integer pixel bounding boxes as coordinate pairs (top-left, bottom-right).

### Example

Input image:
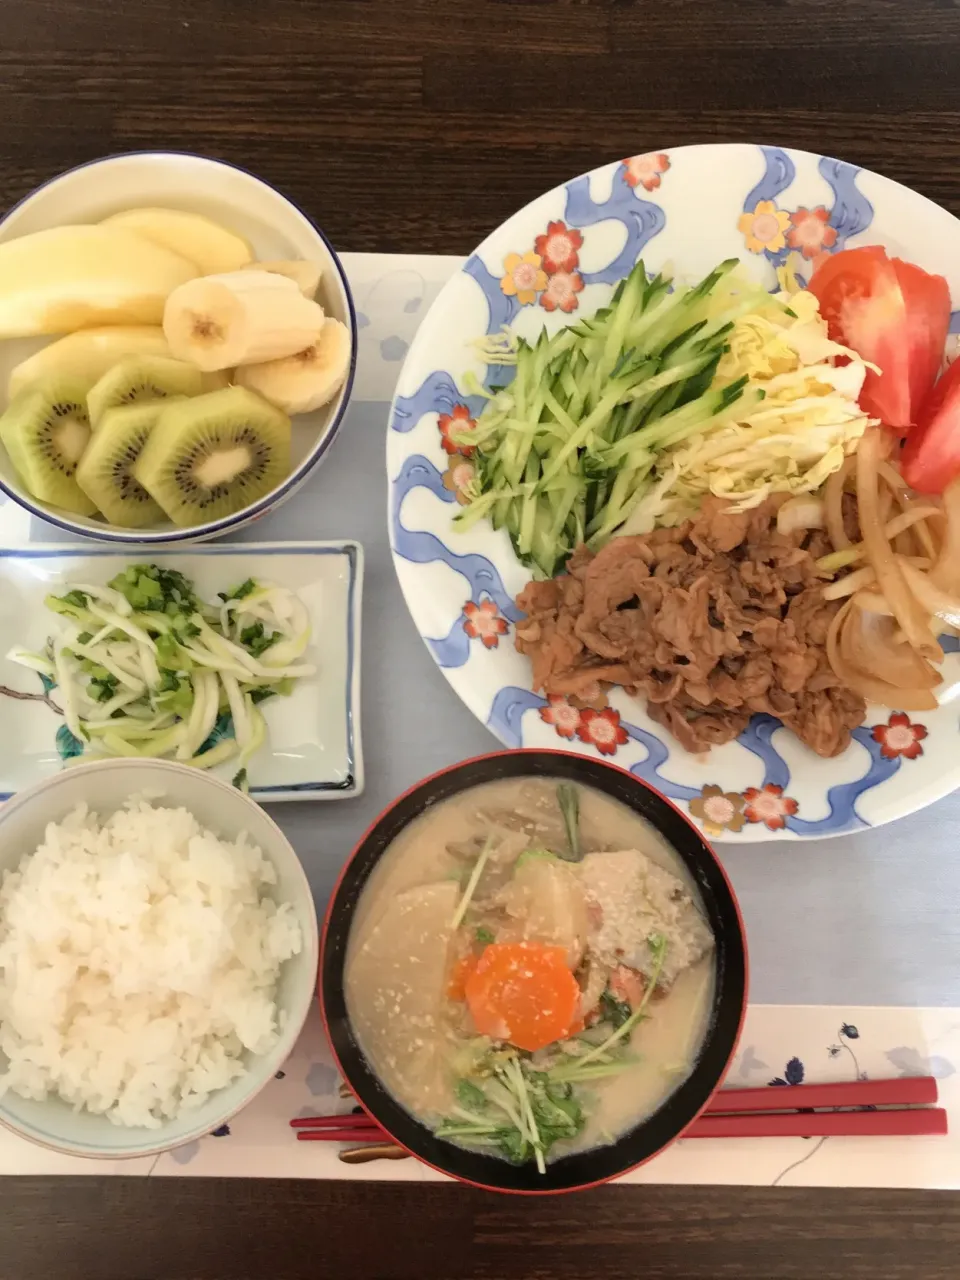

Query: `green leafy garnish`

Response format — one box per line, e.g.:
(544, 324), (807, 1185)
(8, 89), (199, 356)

(89, 676), (119, 703)
(438, 1055), (587, 1175)
(556, 783), (581, 861)
(240, 621), (279, 658)
(515, 848), (557, 872)
(108, 564), (196, 613)
(599, 989), (632, 1030)
(220, 578), (257, 602)
(456, 1079), (488, 1110)
(46, 590), (90, 617)
(475, 926), (496, 946)
(496, 1127), (530, 1164)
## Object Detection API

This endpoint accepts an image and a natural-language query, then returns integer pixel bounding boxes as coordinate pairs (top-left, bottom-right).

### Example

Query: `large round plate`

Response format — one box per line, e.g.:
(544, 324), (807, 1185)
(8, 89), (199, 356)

(387, 143), (960, 841)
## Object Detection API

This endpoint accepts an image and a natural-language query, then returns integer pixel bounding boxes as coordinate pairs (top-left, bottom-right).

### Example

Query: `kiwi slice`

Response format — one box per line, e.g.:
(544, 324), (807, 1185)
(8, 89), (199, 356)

(76, 401), (168, 528)
(0, 377), (97, 515)
(87, 355), (204, 427)
(133, 386), (291, 528)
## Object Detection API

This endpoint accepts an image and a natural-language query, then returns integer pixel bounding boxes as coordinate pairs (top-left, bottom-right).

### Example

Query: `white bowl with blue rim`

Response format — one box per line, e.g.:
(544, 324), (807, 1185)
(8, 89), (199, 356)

(0, 152), (357, 544)
(0, 757), (320, 1159)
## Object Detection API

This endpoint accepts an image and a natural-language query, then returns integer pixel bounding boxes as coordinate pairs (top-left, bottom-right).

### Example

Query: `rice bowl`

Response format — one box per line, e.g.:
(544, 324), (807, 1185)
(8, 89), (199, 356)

(0, 759), (318, 1159)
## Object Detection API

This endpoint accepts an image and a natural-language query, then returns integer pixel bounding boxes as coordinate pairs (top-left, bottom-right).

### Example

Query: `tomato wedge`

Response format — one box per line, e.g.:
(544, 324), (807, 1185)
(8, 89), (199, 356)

(894, 259), (951, 423)
(807, 246), (949, 430)
(902, 357), (960, 493)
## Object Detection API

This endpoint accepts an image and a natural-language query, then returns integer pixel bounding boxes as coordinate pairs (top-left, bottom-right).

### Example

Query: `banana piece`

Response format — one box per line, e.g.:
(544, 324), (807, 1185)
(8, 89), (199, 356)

(0, 225), (197, 338)
(241, 260), (323, 298)
(163, 270), (325, 372)
(102, 208), (253, 275)
(235, 318), (351, 414)
(8, 326), (171, 401)
(102, 208), (252, 276)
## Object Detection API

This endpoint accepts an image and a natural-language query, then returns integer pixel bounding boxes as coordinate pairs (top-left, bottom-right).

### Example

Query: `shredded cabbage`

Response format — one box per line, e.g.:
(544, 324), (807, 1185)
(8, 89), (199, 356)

(618, 281), (878, 534)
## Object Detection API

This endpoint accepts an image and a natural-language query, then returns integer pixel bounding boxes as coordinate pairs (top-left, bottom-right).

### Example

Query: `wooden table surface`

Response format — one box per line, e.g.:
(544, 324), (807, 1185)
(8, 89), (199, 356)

(3, 0), (960, 1275)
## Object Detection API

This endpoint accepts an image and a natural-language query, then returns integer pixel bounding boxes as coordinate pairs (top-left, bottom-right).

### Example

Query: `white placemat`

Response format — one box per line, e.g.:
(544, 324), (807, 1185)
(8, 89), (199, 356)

(2, 1003), (956, 1188)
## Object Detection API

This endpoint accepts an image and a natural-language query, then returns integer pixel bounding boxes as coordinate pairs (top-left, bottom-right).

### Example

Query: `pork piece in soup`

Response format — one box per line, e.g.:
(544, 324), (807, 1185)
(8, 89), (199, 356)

(344, 778), (715, 1173)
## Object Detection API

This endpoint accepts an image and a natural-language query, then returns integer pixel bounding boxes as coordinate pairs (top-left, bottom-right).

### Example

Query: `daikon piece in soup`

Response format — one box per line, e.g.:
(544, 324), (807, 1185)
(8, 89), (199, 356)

(344, 777), (715, 1173)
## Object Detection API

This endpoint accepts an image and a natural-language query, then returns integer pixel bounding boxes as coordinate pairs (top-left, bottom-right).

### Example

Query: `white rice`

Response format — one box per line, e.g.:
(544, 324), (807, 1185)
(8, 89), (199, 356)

(0, 798), (302, 1128)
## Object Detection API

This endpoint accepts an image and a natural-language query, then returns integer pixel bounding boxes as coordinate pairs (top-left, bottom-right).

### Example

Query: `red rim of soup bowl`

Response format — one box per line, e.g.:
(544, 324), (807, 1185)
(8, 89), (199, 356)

(318, 749), (749, 1195)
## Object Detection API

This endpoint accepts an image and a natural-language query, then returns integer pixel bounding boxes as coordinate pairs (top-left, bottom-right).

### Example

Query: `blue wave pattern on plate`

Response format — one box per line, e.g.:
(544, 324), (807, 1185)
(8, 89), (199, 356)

(742, 148), (874, 271)
(390, 370), (485, 434)
(743, 147), (797, 213)
(737, 715), (900, 834)
(387, 145), (941, 838)
(427, 614), (476, 668)
(565, 164), (666, 286)
(464, 254), (520, 336)
(784, 727), (902, 835)
(487, 686), (545, 744)
(621, 717), (700, 801)
(737, 714), (791, 789)
(819, 156), (874, 248)
(391, 455), (521, 651)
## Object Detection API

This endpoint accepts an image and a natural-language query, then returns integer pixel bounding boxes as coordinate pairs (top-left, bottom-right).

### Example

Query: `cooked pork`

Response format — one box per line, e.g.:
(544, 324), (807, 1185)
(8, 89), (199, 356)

(515, 497), (866, 756)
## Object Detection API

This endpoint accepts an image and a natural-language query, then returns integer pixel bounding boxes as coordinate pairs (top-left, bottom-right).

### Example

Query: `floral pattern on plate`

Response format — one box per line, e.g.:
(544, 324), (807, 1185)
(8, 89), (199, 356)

(462, 599), (509, 650)
(871, 712), (928, 760)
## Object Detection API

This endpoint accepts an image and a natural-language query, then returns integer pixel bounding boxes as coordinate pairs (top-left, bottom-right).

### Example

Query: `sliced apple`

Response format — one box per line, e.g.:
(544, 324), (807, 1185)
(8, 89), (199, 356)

(102, 208), (253, 276)
(7, 326), (171, 400)
(0, 226), (197, 338)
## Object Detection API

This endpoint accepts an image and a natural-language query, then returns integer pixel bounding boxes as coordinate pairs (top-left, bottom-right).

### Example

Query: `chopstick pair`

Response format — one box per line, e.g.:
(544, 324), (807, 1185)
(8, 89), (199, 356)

(291, 1075), (947, 1144)
(688, 1075), (947, 1139)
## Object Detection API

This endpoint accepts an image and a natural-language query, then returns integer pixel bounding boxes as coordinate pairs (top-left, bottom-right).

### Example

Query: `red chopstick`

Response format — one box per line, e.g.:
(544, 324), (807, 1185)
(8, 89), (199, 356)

(296, 1128), (382, 1143)
(687, 1107), (948, 1139)
(291, 1076), (945, 1144)
(291, 1114), (381, 1129)
(710, 1076), (938, 1112)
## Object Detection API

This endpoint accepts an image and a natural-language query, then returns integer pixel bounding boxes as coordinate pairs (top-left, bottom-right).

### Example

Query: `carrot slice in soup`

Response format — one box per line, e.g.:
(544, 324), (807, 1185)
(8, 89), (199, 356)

(446, 953), (478, 1001)
(465, 942), (580, 1052)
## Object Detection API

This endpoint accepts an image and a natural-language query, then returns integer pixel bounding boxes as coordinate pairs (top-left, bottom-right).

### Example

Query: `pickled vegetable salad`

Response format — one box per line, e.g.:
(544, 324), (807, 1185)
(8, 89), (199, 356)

(6, 564), (314, 785)
(454, 258), (875, 577)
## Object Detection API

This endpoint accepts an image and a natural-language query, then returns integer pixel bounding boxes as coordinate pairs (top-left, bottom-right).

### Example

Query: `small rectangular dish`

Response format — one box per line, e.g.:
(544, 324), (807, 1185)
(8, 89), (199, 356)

(0, 540), (364, 801)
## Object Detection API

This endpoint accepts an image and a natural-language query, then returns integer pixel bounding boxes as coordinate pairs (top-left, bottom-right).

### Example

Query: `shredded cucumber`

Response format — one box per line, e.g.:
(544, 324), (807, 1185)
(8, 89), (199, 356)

(5, 562), (314, 781)
(453, 258), (770, 577)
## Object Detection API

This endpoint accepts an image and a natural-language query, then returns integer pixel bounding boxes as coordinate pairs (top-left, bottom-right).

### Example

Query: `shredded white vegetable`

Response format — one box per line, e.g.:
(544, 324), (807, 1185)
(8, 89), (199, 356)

(4, 565), (316, 787)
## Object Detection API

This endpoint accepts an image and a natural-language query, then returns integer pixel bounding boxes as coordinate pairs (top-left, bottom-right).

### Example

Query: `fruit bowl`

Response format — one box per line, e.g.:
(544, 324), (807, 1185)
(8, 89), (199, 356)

(0, 152), (357, 544)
